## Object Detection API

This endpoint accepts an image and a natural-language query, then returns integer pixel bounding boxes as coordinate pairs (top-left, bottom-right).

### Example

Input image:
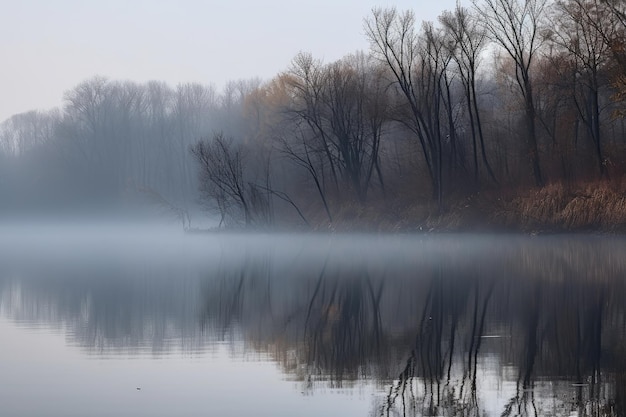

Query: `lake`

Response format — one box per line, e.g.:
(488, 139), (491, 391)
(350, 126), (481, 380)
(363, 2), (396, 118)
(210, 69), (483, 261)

(1, 229), (625, 416)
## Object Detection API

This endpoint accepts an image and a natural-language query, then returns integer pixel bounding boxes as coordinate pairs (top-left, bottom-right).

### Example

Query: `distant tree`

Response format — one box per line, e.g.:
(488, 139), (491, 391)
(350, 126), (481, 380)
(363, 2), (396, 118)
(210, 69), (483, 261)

(0, 110), (60, 156)
(220, 78), (263, 138)
(172, 83), (218, 202)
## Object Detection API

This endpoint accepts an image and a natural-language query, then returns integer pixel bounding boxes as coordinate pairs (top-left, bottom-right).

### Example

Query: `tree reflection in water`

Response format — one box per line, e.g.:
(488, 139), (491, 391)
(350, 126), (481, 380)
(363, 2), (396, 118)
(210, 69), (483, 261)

(198, 236), (626, 416)
(2, 235), (626, 416)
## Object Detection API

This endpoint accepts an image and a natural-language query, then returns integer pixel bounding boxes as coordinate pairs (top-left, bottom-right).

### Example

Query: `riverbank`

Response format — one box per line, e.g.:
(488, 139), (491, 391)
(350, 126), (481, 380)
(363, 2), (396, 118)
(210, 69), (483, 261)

(303, 180), (626, 234)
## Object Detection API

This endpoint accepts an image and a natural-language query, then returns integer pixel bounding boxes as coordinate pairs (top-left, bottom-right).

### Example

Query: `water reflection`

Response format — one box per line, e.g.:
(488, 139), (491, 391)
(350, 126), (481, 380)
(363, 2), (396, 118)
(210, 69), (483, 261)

(1, 234), (626, 416)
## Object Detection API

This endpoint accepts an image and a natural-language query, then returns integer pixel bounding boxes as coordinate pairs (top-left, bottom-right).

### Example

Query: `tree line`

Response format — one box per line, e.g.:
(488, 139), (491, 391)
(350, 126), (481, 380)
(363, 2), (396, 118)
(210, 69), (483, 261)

(0, 77), (259, 218)
(2, 0), (626, 227)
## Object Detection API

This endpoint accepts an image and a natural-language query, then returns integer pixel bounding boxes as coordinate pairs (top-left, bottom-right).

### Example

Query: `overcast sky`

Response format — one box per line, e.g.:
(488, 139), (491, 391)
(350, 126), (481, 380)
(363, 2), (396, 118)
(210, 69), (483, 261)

(1, 0), (468, 122)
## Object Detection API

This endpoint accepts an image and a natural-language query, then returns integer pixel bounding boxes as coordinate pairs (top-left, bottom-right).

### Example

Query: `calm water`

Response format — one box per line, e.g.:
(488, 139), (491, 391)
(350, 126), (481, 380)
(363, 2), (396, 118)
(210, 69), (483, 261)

(1, 230), (626, 416)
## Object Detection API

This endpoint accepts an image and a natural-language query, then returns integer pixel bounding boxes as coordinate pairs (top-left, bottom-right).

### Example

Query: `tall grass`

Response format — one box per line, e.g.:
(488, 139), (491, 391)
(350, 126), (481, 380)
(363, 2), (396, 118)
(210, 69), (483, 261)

(301, 178), (626, 233)
(495, 181), (626, 232)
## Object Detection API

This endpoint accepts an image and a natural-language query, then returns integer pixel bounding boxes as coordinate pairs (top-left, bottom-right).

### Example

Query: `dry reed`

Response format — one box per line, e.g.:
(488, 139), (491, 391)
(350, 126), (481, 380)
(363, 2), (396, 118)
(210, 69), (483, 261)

(495, 181), (626, 232)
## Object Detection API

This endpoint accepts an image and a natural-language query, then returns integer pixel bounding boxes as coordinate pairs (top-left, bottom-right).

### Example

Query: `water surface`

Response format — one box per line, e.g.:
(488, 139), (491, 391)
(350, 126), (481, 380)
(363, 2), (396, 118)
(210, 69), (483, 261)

(1, 231), (625, 416)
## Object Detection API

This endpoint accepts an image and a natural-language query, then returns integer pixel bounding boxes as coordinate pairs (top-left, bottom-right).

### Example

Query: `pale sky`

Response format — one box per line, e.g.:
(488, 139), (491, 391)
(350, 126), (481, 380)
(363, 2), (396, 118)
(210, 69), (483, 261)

(1, 0), (468, 122)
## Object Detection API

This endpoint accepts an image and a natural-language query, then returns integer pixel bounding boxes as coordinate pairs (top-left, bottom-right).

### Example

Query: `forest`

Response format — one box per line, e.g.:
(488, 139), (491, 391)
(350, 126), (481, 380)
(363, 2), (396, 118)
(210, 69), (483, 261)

(2, 0), (626, 231)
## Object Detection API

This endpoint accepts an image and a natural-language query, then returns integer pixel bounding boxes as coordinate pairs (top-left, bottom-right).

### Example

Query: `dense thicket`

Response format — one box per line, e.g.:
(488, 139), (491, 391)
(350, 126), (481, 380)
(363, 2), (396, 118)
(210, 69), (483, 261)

(2, 0), (626, 228)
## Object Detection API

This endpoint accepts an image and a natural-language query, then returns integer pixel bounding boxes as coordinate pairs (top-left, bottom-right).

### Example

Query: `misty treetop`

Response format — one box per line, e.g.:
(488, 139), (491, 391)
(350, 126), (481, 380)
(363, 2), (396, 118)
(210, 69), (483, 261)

(1, 0), (626, 229)
(0, 78), (260, 216)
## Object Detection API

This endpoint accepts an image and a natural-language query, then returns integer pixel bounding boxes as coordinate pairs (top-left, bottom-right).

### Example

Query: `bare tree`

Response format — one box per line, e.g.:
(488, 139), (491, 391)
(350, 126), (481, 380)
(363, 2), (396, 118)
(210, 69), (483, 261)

(550, 0), (615, 176)
(440, 5), (497, 182)
(190, 133), (263, 227)
(589, 1), (626, 114)
(287, 53), (389, 202)
(473, 0), (547, 186)
(365, 8), (451, 208)
(287, 52), (341, 193)
(0, 110), (60, 156)
(279, 128), (334, 223)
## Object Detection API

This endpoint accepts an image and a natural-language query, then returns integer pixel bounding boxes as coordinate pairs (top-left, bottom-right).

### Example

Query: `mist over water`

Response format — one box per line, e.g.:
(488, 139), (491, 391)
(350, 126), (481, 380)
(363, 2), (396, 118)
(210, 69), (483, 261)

(1, 232), (625, 416)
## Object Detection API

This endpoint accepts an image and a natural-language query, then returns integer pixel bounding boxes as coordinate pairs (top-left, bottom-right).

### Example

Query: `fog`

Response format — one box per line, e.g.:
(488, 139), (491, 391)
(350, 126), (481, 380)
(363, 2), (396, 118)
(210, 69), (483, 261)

(0, 223), (489, 266)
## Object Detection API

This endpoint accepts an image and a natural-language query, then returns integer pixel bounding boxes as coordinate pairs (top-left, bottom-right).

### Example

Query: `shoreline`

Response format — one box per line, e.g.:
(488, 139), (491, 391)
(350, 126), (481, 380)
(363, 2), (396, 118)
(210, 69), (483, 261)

(187, 180), (626, 235)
